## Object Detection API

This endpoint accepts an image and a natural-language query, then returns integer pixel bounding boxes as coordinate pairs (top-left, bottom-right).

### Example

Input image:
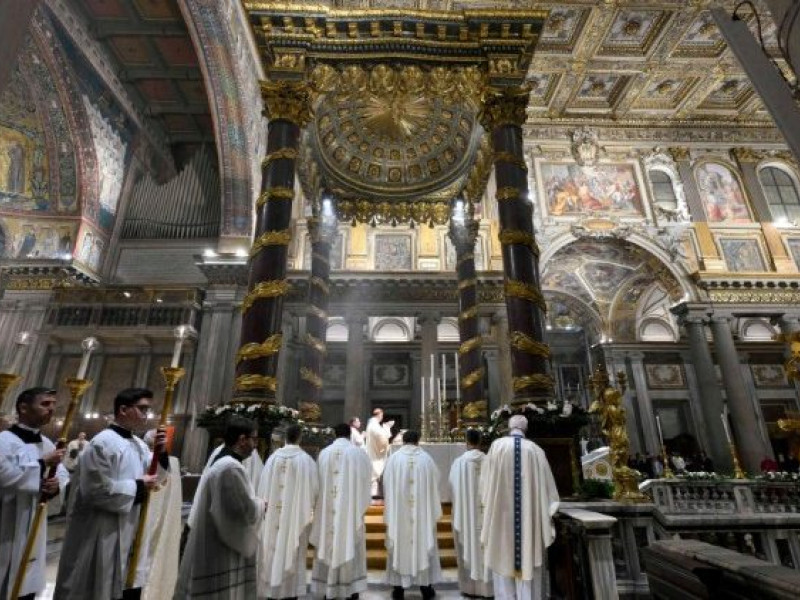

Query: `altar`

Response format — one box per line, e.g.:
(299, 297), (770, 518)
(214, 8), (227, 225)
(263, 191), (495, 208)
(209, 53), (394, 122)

(389, 441), (465, 502)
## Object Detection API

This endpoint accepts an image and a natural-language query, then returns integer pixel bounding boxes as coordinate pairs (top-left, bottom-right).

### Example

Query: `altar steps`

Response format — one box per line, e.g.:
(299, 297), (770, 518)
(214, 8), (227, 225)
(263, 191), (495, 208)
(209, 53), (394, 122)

(307, 503), (458, 569)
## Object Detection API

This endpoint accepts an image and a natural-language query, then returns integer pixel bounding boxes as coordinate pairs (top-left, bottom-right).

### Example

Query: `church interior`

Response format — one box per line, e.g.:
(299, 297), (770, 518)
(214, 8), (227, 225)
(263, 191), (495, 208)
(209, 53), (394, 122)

(3, 0), (800, 598)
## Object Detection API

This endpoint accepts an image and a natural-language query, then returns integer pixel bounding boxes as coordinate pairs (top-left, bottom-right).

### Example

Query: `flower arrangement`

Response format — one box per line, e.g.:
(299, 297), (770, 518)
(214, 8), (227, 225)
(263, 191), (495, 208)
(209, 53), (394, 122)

(487, 401), (589, 439)
(757, 471), (800, 482)
(677, 471), (724, 481)
(197, 402), (301, 438)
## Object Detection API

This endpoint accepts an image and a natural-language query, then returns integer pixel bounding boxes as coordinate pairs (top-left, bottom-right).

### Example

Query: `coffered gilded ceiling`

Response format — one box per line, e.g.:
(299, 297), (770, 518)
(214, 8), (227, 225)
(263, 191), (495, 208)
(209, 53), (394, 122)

(335, 0), (784, 136)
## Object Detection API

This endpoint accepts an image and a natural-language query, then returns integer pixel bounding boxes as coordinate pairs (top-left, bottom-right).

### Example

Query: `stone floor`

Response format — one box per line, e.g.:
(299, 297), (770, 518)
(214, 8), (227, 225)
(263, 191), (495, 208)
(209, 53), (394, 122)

(40, 516), (469, 599)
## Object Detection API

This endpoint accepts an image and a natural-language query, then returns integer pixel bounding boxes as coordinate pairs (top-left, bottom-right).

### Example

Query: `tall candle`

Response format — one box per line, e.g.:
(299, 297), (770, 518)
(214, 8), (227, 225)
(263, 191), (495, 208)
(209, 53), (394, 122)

(421, 377), (426, 419)
(441, 354), (447, 403)
(721, 409), (732, 445)
(170, 337), (185, 368)
(454, 352), (460, 402)
(436, 377), (442, 417)
(655, 414), (664, 446)
(430, 354), (435, 403)
(6, 331), (31, 374)
(76, 337), (99, 380)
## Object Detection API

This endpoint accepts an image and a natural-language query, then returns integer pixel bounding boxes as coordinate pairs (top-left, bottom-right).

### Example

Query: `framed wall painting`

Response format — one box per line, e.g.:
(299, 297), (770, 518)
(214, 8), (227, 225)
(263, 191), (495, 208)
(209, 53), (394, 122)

(751, 364), (789, 388)
(695, 162), (752, 223)
(644, 364), (685, 389)
(374, 234), (413, 271)
(718, 237), (766, 272)
(537, 160), (646, 218)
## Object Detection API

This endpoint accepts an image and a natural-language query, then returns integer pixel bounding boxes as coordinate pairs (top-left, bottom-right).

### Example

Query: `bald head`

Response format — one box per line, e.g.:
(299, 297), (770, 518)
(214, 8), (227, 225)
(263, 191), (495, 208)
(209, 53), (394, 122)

(509, 414), (528, 432)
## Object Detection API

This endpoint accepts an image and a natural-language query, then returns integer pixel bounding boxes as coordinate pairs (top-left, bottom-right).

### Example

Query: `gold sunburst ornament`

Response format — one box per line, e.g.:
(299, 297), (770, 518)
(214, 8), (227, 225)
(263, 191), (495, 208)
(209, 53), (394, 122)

(360, 93), (432, 141)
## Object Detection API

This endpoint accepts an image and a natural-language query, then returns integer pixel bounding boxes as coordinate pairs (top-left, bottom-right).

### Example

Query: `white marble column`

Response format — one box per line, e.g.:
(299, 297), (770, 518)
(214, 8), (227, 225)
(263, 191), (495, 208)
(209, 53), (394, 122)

(343, 312), (368, 422)
(710, 315), (773, 472)
(628, 352), (660, 455)
(275, 312), (295, 407)
(680, 350), (712, 455)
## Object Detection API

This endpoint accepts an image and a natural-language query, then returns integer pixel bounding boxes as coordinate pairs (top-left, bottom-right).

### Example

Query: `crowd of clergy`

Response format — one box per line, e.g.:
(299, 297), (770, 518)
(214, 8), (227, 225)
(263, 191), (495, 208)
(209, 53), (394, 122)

(0, 387), (560, 600)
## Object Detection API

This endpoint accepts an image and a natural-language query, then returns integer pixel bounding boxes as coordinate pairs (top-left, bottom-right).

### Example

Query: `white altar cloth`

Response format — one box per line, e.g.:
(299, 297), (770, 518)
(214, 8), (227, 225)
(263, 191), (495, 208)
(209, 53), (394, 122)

(388, 442), (465, 502)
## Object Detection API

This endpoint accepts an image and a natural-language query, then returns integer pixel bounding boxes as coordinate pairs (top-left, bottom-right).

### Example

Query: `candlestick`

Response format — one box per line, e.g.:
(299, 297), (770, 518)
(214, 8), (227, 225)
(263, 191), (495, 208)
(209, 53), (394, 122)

(170, 324), (196, 369)
(5, 331), (31, 374)
(655, 415), (674, 478)
(655, 415), (664, 446)
(76, 337), (99, 380)
(454, 352), (460, 402)
(441, 354), (447, 405)
(721, 409), (732, 445)
(421, 377), (427, 441)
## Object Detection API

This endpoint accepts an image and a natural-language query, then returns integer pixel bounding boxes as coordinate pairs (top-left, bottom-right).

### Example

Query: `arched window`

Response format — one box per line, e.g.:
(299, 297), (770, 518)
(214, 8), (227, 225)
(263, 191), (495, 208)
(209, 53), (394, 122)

(759, 166), (800, 221)
(649, 169), (678, 210)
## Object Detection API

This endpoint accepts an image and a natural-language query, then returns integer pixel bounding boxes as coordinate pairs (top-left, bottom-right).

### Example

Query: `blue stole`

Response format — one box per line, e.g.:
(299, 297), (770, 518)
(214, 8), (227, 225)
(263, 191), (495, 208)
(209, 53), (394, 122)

(513, 434), (523, 576)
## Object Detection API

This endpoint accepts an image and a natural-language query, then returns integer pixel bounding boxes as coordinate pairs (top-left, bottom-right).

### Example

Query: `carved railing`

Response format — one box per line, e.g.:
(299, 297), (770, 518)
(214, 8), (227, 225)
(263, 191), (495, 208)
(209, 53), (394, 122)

(642, 479), (800, 516)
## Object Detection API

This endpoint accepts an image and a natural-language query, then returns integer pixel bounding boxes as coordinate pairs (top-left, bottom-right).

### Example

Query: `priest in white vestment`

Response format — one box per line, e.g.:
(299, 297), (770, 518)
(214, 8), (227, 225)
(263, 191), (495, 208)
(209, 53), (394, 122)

(349, 417), (364, 448)
(0, 387), (65, 600)
(257, 424), (318, 599)
(175, 416), (266, 599)
(54, 388), (168, 600)
(310, 423), (372, 599)
(449, 429), (493, 599)
(365, 408), (392, 497)
(480, 415), (560, 600)
(382, 430), (440, 600)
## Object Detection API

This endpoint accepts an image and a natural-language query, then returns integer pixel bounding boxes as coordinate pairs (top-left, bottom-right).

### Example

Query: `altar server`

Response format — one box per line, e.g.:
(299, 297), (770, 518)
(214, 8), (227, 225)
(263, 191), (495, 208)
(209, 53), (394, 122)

(382, 430), (440, 600)
(449, 428), (493, 598)
(175, 416), (265, 599)
(0, 387), (65, 600)
(54, 388), (167, 600)
(480, 415), (560, 600)
(310, 423), (372, 599)
(257, 424), (318, 599)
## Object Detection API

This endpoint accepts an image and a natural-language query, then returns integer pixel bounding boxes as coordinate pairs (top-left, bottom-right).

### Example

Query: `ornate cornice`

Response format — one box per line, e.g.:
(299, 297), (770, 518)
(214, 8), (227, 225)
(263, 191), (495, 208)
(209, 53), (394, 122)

(1, 262), (99, 291)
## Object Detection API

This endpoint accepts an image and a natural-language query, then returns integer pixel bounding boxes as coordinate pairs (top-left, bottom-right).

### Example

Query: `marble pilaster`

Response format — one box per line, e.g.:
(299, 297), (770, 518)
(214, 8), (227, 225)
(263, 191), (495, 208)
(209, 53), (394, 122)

(343, 312), (368, 421)
(710, 315), (774, 473)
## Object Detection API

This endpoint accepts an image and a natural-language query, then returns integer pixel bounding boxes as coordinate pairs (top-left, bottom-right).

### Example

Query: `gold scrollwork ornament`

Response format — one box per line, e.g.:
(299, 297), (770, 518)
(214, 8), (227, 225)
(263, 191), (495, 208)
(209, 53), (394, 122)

(509, 331), (551, 358)
(241, 280), (291, 313)
(300, 367), (323, 389)
(251, 230), (292, 257)
(458, 336), (482, 356)
(504, 279), (546, 312)
(235, 374), (277, 393)
(260, 80), (314, 126)
(236, 334), (283, 363)
(512, 373), (554, 393)
(461, 367), (486, 390)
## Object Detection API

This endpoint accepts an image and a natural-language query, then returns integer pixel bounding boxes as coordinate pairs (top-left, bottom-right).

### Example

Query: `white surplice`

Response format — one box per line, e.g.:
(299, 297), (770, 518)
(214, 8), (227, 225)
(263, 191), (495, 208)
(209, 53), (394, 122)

(187, 443), (263, 531)
(480, 434), (559, 598)
(54, 426), (166, 600)
(175, 451), (265, 600)
(143, 456), (182, 600)
(383, 444), (442, 588)
(350, 427), (364, 448)
(310, 438), (372, 598)
(449, 448), (493, 598)
(365, 417), (391, 495)
(0, 427), (62, 598)
(257, 444), (318, 599)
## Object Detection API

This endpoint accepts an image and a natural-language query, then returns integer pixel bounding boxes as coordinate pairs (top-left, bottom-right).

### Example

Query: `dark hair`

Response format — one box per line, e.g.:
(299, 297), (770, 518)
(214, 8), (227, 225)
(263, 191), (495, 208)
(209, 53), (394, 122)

(286, 424), (302, 444)
(113, 388), (153, 415)
(15, 387), (56, 413)
(403, 430), (420, 445)
(348, 417), (360, 426)
(223, 416), (257, 446)
(465, 429), (481, 446)
(334, 423), (351, 438)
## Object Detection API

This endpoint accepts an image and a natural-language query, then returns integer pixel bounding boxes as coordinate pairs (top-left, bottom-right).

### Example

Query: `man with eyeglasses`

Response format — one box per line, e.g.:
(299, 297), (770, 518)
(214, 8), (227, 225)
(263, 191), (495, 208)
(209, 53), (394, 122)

(55, 388), (168, 600)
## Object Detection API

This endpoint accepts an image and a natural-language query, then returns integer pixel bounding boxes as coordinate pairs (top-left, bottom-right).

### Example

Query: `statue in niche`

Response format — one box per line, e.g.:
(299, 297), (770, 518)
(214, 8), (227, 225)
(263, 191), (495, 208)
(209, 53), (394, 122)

(6, 142), (25, 194)
(570, 127), (600, 167)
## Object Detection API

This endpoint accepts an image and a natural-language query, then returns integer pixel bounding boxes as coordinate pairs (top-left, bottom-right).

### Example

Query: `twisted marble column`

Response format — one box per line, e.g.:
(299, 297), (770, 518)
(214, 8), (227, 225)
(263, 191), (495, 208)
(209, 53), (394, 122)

(297, 216), (337, 418)
(480, 87), (552, 405)
(235, 80), (312, 402)
(448, 203), (486, 420)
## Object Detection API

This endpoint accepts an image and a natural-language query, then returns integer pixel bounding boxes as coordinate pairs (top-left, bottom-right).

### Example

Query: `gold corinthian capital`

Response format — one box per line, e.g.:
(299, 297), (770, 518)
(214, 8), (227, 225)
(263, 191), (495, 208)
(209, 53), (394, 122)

(260, 80), (314, 127)
(479, 86), (530, 130)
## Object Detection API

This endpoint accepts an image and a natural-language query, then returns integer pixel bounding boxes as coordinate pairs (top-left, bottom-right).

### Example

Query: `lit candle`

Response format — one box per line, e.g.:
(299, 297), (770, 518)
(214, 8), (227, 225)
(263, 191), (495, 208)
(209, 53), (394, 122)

(430, 354), (435, 403)
(441, 354), (447, 404)
(6, 331), (31, 374)
(454, 352), (460, 402)
(421, 376), (426, 421)
(170, 325), (195, 368)
(721, 409), (732, 445)
(76, 337), (99, 380)
(655, 414), (665, 446)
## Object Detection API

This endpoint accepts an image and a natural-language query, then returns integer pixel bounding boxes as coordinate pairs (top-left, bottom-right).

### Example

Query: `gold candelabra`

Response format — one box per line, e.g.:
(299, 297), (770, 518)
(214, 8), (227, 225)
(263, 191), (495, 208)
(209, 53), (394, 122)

(729, 442), (747, 479)
(0, 372), (22, 410)
(661, 444), (675, 479)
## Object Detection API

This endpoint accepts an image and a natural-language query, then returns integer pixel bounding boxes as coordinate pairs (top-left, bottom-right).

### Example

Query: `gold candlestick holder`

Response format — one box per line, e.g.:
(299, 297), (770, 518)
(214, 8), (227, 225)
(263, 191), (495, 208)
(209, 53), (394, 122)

(0, 372), (22, 409)
(729, 442), (747, 479)
(661, 444), (675, 479)
(428, 398), (438, 442)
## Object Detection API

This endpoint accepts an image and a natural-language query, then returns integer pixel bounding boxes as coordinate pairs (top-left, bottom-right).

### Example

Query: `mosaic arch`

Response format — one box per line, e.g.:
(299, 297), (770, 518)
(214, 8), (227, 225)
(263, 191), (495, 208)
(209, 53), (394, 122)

(541, 238), (683, 342)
